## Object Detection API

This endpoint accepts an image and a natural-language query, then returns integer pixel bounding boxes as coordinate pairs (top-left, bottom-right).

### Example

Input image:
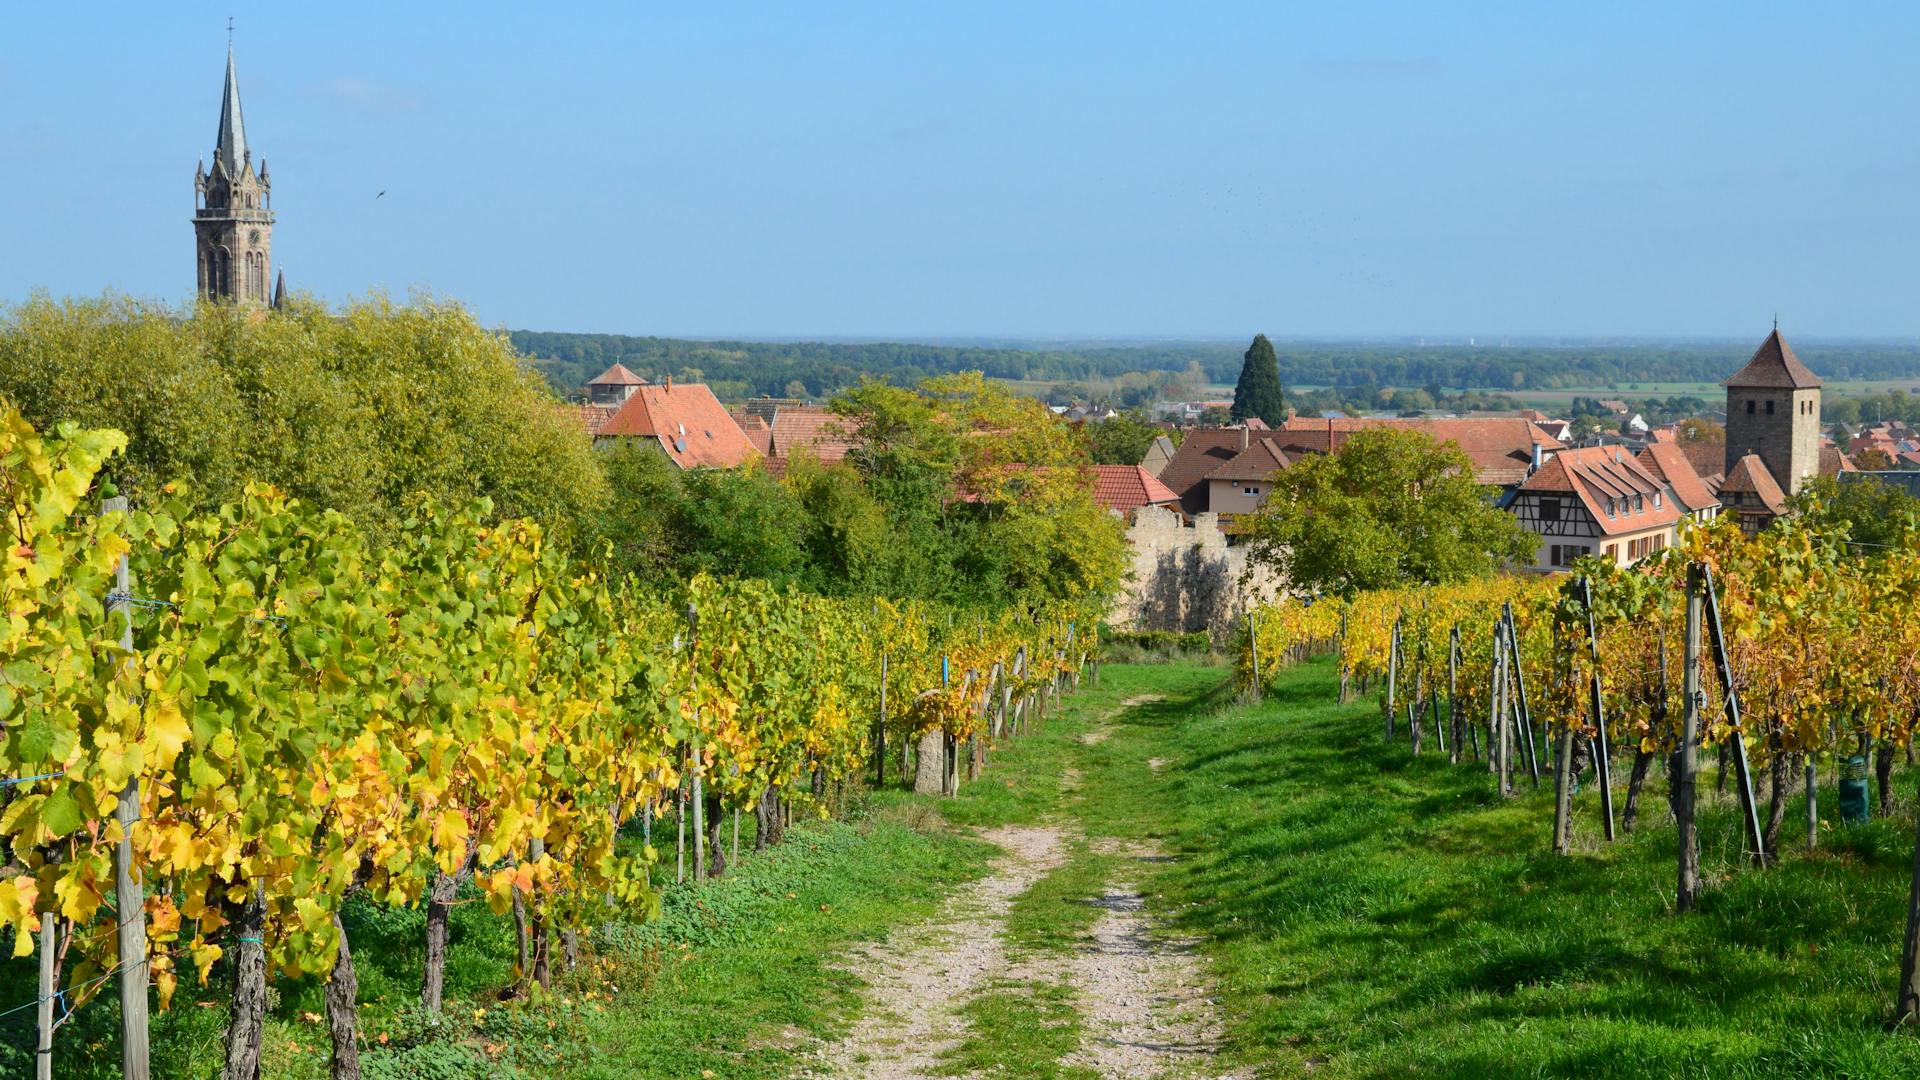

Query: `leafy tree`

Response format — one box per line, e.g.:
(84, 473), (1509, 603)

(1855, 447), (1897, 471)
(592, 443), (808, 586)
(1676, 418), (1725, 444)
(780, 453), (897, 595)
(832, 372), (1127, 611)
(1792, 475), (1920, 552)
(1229, 334), (1286, 426)
(1085, 410), (1164, 465)
(0, 293), (607, 547)
(1241, 427), (1537, 595)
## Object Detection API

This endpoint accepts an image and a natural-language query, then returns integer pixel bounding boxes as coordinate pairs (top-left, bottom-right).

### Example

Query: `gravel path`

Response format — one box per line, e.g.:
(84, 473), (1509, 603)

(806, 825), (1067, 1079)
(810, 692), (1235, 1079)
(1065, 842), (1241, 1079)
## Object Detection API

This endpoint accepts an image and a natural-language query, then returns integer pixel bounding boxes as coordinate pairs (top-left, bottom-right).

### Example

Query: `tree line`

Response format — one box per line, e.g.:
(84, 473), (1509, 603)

(0, 296), (1127, 619)
(511, 329), (1920, 400)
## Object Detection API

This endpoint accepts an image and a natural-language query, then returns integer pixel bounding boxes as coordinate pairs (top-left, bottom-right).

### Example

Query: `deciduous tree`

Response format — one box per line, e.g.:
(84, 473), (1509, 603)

(1241, 427), (1536, 595)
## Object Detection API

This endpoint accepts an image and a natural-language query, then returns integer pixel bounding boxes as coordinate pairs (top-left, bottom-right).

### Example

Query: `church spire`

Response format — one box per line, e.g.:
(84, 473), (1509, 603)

(214, 41), (248, 177)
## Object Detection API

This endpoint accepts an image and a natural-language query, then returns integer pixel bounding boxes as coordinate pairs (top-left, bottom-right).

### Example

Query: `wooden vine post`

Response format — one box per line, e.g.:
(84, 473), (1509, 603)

(1576, 579), (1617, 839)
(1701, 566), (1766, 867)
(1337, 610), (1350, 703)
(1677, 563), (1704, 912)
(1503, 607), (1540, 789)
(1899, 778), (1920, 1023)
(687, 603), (706, 881)
(105, 495), (151, 1080)
(1385, 615), (1401, 739)
(1448, 624), (1463, 764)
(1249, 610), (1263, 700)
(876, 653), (889, 787)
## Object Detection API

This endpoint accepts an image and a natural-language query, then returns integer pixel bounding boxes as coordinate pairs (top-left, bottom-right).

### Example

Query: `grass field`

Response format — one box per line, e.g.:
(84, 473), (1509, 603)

(1152, 655), (1920, 1078)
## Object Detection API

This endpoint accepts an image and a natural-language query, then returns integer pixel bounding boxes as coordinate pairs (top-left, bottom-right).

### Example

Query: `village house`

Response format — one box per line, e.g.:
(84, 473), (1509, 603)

(1150, 416), (1566, 519)
(1203, 439), (1289, 518)
(1509, 445), (1683, 569)
(591, 378), (761, 469)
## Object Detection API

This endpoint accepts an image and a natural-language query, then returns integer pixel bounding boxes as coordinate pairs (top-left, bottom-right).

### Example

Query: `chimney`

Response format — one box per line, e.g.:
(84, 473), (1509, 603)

(664, 375), (672, 393)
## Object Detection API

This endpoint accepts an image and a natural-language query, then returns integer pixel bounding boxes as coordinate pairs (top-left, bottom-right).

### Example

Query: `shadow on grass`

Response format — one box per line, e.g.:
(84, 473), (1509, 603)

(1140, 654), (1920, 1080)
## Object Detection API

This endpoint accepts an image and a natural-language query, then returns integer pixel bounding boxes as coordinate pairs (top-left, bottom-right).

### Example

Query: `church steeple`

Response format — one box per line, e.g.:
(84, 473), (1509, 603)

(193, 34), (274, 305)
(214, 44), (248, 179)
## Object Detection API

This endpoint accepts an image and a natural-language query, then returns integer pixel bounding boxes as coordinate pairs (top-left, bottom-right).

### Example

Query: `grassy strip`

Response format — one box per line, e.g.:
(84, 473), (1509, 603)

(938, 977), (1099, 1080)
(1151, 654), (1920, 1079)
(2, 805), (993, 1080)
(1004, 841), (1119, 956)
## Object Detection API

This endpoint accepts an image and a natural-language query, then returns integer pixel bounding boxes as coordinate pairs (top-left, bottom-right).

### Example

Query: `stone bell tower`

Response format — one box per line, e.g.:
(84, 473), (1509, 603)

(193, 41), (274, 305)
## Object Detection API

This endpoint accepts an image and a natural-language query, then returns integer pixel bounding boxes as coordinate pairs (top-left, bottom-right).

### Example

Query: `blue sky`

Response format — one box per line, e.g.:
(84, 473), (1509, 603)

(5, 3), (1919, 339)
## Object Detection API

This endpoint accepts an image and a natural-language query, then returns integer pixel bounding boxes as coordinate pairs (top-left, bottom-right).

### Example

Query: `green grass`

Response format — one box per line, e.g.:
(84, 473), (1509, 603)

(1004, 840), (1118, 955)
(939, 977), (1098, 1079)
(1139, 655), (1920, 1079)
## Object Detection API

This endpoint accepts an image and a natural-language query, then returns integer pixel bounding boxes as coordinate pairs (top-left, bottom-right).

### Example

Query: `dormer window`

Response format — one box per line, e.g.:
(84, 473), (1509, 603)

(1654, 492), (1663, 508)
(1633, 494), (1643, 512)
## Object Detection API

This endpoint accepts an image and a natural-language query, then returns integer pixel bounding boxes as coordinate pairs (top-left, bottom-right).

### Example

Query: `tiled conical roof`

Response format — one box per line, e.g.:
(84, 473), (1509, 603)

(1722, 329), (1822, 389)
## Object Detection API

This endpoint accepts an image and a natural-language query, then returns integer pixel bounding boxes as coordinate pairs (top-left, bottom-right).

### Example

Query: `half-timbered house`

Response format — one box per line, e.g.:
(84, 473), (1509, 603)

(1509, 445), (1681, 571)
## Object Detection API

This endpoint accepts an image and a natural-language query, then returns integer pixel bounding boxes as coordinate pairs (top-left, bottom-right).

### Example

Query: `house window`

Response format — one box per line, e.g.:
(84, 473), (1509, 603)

(1766, 400), (1775, 415)
(1550, 544), (1582, 567)
(1540, 497), (1561, 521)
(1242, 486), (1260, 497)
(1747, 400), (1756, 414)
(1653, 492), (1662, 508)
(1633, 494), (1643, 512)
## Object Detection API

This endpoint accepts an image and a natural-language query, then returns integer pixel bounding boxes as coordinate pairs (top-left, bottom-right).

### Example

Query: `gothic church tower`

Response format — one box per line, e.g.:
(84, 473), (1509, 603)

(193, 43), (273, 305)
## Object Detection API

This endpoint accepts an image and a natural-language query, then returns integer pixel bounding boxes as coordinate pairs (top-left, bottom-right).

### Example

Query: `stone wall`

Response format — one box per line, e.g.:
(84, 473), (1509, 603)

(1110, 507), (1282, 635)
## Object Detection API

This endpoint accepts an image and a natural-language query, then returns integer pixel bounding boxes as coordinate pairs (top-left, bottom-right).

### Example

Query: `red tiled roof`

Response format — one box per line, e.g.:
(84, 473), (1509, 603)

(1207, 438), (1290, 482)
(1520, 446), (1681, 537)
(1637, 442), (1719, 514)
(736, 413), (773, 455)
(1089, 464), (1179, 515)
(1720, 453), (1788, 515)
(1723, 330), (1822, 389)
(1272, 417), (1563, 486)
(587, 363), (648, 387)
(1157, 428), (1253, 513)
(1678, 440), (1724, 483)
(769, 407), (860, 464)
(1819, 447), (1855, 477)
(596, 382), (761, 468)
(573, 403), (619, 434)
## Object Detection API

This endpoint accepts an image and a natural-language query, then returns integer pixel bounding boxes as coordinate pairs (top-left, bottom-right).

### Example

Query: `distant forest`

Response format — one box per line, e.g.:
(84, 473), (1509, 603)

(509, 331), (1920, 401)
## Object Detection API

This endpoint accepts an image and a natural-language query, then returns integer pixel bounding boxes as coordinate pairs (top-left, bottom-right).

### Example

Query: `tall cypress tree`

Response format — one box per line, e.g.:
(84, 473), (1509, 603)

(1230, 333), (1286, 426)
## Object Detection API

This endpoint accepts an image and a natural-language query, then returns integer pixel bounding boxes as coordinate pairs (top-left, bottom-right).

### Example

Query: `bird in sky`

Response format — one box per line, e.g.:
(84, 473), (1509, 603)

(376, 191), (386, 200)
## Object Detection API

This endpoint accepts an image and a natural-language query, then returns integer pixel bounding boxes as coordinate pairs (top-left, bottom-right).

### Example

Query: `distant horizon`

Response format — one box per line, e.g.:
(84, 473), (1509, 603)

(507, 327), (1920, 350)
